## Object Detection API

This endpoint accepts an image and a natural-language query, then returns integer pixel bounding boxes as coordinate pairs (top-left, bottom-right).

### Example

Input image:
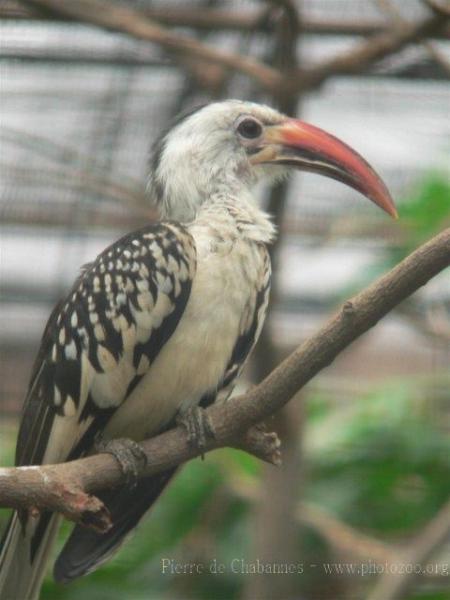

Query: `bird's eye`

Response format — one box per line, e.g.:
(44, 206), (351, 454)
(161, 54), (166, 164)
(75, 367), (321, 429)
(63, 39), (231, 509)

(237, 118), (263, 140)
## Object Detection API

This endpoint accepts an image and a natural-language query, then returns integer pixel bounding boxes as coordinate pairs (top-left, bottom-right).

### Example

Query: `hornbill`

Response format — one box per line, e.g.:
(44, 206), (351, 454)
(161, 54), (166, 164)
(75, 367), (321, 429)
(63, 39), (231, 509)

(0, 100), (397, 599)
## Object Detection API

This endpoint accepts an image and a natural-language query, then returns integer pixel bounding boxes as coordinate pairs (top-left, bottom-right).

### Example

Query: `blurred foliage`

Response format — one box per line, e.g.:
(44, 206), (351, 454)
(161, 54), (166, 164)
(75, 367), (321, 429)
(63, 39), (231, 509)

(393, 173), (450, 259)
(349, 173), (450, 290)
(306, 377), (450, 535)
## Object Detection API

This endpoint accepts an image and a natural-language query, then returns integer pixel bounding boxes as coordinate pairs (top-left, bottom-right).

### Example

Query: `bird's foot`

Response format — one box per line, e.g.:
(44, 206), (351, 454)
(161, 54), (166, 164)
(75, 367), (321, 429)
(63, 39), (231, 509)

(176, 406), (216, 459)
(94, 435), (147, 488)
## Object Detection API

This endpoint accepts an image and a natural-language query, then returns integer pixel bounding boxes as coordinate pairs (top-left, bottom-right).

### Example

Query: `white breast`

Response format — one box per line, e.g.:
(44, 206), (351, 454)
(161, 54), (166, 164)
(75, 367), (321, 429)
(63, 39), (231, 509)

(103, 229), (268, 442)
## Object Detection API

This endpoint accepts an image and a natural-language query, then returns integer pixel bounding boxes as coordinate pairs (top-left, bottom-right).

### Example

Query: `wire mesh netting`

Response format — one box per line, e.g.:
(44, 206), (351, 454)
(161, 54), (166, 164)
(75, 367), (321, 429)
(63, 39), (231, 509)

(1, 1), (449, 414)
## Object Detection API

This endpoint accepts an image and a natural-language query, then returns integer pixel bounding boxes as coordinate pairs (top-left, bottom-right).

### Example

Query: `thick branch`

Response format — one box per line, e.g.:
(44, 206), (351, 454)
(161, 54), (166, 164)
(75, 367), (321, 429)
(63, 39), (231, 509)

(22, 0), (282, 91)
(3, 2), (449, 39)
(0, 229), (448, 529)
(297, 10), (449, 92)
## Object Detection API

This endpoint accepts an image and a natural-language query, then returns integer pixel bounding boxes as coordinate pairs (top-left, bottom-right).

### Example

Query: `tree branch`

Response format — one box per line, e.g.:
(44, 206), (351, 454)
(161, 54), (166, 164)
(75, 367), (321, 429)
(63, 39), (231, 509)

(0, 229), (448, 530)
(231, 477), (449, 583)
(367, 497), (450, 600)
(3, 2), (449, 39)
(22, 0), (282, 92)
(297, 9), (449, 92)
(376, 0), (450, 78)
(21, 0), (449, 96)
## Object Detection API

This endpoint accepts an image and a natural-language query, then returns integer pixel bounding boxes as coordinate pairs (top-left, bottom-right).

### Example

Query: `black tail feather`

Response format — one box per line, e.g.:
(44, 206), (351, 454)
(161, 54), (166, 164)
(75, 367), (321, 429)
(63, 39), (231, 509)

(54, 468), (177, 583)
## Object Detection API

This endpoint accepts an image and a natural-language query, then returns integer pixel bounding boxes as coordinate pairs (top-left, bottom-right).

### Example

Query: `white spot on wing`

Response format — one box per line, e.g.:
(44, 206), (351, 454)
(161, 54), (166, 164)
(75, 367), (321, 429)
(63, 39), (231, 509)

(89, 312), (99, 325)
(174, 278), (181, 297)
(167, 255), (179, 273)
(64, 395), (77, 417)
(65, 339), (77, 360)
(137, 354), (150, 375)
(121, 322), (136, 351)
(116, 292), (127, 306)
(137, 292), (154, 311)
(54, 385), (62, 406)
(137, 279), (149, 292)
(178, 261), (189, 281)
(94, 323), (105, 341)
(130, 304), (153, 341)
(151, 293), (174, 329)
(139, 264), (149, 278)
(97, 345), (117, 371)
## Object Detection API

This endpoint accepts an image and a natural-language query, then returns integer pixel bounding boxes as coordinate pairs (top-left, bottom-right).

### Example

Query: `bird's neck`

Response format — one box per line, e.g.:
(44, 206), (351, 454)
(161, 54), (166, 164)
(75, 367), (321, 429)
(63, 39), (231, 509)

(190, 192), (276, 245)
(149, 161), (275, 244)
(148, 152), (261, 221)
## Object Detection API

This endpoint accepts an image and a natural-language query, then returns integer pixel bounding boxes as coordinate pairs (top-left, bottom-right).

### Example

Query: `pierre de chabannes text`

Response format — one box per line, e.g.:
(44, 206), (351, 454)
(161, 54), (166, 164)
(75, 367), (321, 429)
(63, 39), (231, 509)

(161, 558), (449, 577)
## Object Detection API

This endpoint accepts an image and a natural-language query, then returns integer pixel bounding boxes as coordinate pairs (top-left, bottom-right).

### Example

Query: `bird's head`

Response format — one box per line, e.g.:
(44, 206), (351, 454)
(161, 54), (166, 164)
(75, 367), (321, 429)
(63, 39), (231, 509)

(147, 100), (397, 222)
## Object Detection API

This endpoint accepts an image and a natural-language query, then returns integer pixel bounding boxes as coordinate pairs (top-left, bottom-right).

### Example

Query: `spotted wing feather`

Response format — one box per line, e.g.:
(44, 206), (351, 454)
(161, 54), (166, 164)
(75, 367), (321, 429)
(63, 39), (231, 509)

(0, 222), (196, 600)
(16, 222), (196, 466)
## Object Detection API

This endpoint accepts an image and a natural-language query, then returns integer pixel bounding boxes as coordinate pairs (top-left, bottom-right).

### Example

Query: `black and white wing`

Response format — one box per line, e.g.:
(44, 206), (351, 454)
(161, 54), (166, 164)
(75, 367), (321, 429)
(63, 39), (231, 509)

(0, 222), (196, 600)
(16, 222), (196, 467)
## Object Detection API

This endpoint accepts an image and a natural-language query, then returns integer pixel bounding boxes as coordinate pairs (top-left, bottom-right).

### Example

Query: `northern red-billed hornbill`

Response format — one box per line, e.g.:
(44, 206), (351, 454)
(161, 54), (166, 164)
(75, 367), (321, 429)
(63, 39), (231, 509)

(0, 100), (396, 599)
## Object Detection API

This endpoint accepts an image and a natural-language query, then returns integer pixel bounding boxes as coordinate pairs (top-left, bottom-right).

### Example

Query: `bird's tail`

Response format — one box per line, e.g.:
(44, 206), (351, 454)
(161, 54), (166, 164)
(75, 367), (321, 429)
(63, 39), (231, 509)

(0, 511), (61, 600)
(54, 469), (177, 583)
